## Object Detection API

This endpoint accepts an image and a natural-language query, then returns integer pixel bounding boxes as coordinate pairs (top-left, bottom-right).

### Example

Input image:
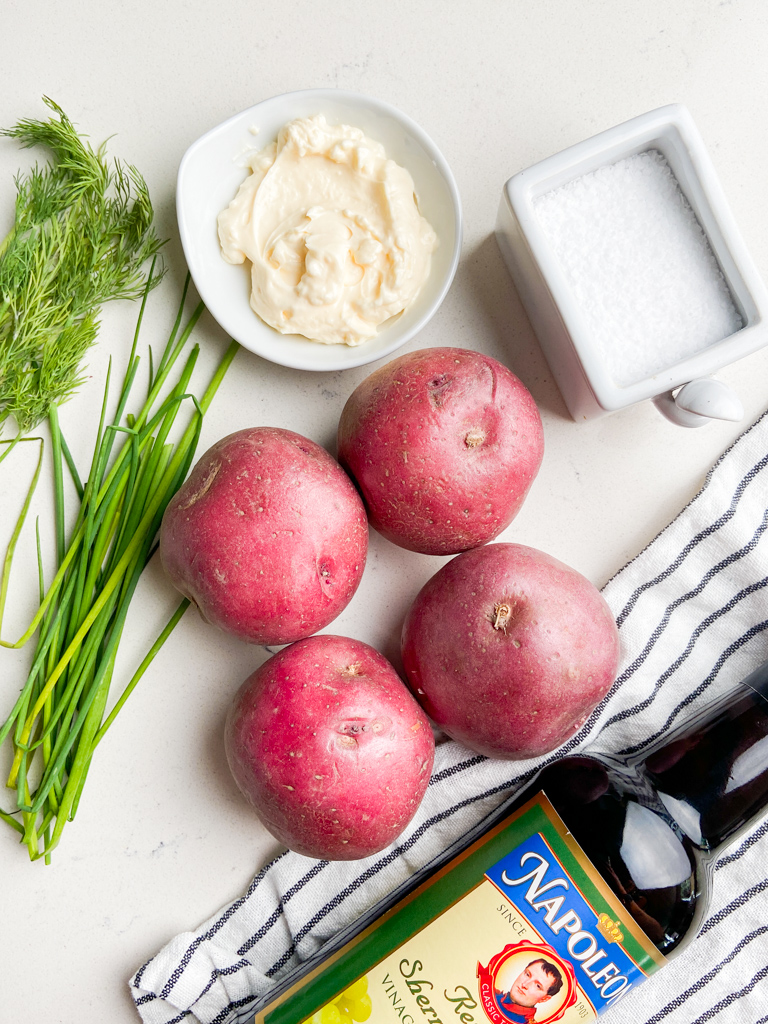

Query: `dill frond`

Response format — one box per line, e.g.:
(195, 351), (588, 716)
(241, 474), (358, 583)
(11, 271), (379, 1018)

(0, 97), (165, 433)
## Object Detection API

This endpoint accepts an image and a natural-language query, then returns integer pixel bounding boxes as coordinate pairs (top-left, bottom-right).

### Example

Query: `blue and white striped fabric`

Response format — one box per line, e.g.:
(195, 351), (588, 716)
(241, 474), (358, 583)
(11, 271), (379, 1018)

(130, 409), (768, 1024)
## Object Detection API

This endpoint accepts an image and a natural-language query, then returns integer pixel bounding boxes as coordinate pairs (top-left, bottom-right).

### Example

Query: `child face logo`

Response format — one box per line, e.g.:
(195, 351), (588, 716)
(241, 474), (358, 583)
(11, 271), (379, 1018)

(477, 941), (579, 1024)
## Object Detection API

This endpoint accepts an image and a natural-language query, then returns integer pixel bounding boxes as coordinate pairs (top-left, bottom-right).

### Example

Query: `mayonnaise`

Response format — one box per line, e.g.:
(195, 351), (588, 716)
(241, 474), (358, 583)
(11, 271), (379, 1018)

(217, 115), (438, 346)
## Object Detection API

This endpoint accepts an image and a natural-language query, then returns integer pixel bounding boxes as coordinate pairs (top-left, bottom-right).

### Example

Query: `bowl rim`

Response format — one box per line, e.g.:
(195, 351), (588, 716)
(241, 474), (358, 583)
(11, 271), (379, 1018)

(176, 88), (463, 372)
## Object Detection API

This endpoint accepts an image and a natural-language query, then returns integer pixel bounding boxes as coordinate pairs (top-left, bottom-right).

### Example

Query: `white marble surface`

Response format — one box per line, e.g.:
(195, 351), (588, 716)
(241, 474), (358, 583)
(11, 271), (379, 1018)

(2, 1), (768, 1021)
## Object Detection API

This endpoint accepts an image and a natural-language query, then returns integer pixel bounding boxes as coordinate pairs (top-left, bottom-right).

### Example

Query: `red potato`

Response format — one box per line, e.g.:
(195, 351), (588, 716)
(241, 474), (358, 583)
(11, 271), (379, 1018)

(337, 348), (544, 555)
(401, 543), (620, 760)
(159, 427), (368, 646)
(225, 635), (435, 860)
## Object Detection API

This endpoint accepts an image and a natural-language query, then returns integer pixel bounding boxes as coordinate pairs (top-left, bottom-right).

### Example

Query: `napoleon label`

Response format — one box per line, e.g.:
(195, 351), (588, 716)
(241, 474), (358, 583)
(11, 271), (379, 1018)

(257, 794), (663, 1024)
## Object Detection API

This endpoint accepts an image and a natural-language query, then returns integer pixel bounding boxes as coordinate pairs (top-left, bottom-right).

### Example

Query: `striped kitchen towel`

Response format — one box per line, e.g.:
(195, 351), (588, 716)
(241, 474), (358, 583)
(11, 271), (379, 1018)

(130, 408), (768, 1024)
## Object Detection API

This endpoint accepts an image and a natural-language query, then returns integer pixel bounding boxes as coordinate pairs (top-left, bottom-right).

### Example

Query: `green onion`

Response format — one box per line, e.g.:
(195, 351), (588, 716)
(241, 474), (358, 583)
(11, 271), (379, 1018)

(0, 271), (238, 861)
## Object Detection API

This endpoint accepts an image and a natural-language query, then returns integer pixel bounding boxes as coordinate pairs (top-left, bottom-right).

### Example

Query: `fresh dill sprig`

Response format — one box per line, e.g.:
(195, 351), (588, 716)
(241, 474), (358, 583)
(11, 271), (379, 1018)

(0, 97), (164, 433)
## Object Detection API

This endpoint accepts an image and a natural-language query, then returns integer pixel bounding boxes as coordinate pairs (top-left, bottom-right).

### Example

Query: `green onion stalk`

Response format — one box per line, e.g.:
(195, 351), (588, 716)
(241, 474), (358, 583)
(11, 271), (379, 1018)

(0, 269), (238, 862)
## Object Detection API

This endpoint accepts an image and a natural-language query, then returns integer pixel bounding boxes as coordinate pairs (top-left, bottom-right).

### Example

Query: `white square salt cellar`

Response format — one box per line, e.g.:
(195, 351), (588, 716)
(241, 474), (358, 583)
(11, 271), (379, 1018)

(496, 104), (768, 426)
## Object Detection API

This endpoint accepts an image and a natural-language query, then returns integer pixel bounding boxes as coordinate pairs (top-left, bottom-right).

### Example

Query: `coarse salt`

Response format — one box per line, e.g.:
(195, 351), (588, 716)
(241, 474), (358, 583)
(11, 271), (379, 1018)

(534, 149), (743, 387)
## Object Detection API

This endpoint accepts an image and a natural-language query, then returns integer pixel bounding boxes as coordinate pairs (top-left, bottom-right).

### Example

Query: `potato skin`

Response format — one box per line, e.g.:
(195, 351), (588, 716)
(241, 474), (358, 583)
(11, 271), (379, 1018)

(159, 427), (368, 646)
(401, 543), (620, 760)
(337, 348), (544, 555)
(224, 635), (435, 860)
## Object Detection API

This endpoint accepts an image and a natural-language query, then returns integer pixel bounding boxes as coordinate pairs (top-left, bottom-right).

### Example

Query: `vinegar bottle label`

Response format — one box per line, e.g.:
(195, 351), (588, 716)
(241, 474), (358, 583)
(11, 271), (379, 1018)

(253, 793), (665, 1024)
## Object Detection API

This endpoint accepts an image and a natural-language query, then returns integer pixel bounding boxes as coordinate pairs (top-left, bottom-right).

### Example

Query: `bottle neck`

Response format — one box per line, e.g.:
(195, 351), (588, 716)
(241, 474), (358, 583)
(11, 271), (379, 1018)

(638, 665), (768, 855)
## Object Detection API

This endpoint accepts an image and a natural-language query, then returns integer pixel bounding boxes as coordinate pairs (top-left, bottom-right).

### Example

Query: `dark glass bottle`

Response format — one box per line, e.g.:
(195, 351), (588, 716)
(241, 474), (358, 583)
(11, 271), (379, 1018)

(527, 660), (768, 956)
(253, 663), (768, 1023)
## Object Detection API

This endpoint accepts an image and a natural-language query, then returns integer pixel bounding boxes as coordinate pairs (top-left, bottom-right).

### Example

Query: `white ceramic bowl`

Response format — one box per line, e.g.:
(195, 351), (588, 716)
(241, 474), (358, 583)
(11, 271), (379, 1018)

(177, 90), (462, 372)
